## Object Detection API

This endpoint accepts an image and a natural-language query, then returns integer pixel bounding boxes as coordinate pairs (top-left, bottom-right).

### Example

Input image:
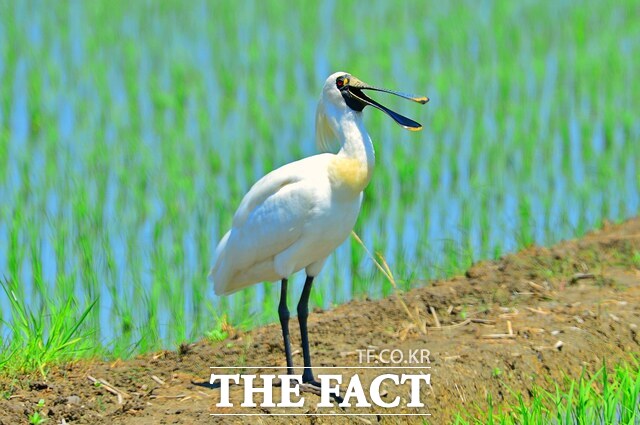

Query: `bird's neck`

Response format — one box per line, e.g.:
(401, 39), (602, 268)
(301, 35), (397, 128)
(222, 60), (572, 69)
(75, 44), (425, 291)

(337, 113), (375, 163)
(332, 112), (375, 191)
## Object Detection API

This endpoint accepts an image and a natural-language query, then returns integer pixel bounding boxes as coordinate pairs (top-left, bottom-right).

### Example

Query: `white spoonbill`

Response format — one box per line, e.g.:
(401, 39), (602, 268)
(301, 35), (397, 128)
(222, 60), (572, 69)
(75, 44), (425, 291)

(211, 72), (428, 389)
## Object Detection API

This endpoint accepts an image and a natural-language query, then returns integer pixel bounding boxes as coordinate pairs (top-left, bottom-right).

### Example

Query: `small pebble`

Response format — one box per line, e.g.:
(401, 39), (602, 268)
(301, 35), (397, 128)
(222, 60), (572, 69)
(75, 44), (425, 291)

(67, 395), (81, 405)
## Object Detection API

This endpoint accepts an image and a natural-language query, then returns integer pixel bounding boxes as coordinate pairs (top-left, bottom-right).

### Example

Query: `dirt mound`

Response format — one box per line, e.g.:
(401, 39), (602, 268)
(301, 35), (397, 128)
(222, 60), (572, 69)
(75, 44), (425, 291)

(1, 218), (639, 424)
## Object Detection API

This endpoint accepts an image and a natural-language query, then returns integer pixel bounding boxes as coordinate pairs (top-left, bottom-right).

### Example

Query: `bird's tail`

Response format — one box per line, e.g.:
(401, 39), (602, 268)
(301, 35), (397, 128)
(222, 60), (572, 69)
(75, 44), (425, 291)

(210, 230), (232, 295)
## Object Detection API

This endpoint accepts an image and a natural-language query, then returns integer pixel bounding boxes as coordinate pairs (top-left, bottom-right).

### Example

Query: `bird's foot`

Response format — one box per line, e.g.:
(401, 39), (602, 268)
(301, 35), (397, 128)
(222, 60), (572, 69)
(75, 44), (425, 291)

(302, 378), (321, 387)
(300, 378), (344, 404)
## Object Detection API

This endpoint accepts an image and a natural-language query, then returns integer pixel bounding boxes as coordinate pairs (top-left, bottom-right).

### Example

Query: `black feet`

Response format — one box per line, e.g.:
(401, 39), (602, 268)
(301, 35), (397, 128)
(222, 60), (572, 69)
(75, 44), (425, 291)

(299, 377), (344, 404)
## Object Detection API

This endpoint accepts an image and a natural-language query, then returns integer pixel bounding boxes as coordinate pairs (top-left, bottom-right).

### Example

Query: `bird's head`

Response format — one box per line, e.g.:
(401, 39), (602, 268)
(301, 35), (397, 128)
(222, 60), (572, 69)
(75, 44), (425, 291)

(316, 72), (428, 152)
(320, 71), (429, 131)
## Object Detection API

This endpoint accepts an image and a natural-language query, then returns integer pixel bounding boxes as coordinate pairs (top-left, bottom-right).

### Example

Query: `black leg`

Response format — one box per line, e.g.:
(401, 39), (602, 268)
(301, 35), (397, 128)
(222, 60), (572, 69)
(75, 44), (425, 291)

(296, 276), (344, 404)
(297, 276), (315, 384)
(278, 278), (293, 375)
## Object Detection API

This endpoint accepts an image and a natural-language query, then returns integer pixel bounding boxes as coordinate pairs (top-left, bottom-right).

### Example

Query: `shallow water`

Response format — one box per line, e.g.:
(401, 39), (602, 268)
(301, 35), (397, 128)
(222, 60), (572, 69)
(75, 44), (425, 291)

(0, 0), (638, 350)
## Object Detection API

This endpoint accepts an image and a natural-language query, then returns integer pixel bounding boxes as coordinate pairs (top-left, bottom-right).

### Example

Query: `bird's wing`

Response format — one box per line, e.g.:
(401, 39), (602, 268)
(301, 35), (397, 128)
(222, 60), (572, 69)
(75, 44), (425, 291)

(212, 155), (332, 293)
(232, 159), (307, 228)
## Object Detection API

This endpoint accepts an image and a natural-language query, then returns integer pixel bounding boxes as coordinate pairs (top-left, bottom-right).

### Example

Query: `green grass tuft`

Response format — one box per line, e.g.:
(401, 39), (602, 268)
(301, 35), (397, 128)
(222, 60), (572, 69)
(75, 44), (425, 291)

(0, 279), (98, 376)
(453, 361), (640, 424)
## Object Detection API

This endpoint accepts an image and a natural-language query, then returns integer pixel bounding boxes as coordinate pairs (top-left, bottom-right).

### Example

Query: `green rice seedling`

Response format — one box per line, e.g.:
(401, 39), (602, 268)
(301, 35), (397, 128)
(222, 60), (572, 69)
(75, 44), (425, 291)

(454, 361), (640, 424)
(0, 278), (97, 376)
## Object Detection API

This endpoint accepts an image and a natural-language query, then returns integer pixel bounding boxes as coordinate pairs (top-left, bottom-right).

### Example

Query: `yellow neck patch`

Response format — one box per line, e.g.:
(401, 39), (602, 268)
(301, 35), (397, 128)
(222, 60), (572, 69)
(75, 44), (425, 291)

(328, 156), (371, 193)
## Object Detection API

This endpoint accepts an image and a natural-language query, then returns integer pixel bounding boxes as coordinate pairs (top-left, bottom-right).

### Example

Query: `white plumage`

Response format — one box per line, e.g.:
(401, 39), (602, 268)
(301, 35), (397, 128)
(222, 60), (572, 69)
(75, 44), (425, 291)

(211, 71), (427, 295)
(211, 79), (368, 294)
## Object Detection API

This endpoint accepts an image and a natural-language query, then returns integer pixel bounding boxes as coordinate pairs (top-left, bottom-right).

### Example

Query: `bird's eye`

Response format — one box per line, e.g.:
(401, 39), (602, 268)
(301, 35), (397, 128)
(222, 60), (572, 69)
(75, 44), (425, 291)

(336, 76), (349, 89)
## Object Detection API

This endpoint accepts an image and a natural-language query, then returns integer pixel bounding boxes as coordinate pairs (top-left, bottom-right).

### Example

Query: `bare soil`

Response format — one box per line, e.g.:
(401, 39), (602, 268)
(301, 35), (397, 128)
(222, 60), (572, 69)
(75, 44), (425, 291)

(2, 218), (639, 424)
